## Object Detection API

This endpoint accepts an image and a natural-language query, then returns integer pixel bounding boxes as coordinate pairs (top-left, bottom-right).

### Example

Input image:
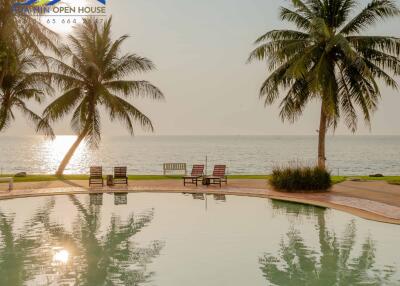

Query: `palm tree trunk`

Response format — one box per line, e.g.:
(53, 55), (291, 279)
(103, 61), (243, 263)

(56, 131), (87, 176)
(0, 53), (9, 88)
(0, 71), (4, 88)
(318, 104), (327, 169)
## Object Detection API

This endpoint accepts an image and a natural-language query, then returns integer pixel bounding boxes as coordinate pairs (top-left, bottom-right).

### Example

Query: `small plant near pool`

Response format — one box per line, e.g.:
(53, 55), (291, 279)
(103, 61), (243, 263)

(270, 165), (332, 192)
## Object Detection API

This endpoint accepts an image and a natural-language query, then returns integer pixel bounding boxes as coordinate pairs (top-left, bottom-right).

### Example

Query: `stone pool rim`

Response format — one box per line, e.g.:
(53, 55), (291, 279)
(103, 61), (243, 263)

(1, 185), (399, 225)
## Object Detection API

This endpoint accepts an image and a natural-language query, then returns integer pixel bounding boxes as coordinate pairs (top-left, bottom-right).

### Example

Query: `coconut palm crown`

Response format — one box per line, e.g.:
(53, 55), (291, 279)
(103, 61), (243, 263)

(248, 0), (400, 168)
(0, 0), (59, 86)
(43, 17), (164, 175)
(0, 50), (54, 135)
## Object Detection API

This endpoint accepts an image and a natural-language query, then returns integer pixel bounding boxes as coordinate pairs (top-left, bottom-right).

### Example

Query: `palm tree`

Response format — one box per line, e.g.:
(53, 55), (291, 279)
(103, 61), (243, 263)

(248, 0), (400, 169)
(0, 49), (54, 135)
(43, 17), (164, 175)
(260, 202), (396, 285)
(0, 0), (59, 86)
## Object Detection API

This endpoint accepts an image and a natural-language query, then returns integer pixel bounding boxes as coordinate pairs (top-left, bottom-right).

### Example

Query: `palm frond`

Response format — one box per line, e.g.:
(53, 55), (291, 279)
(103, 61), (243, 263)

(341, 0), (400, 35)
(70, 97), (89, 134)
(85, 107), (101, 148)
(0, 103), (14, 132)
(348, 35), (400, 58)
(103, 54), (155, 80)
(43, 88), (82, 122)
(103, 80), (164, 100)
(279, 78), (312, 122)
(280, 7), (312, 30)
(112, 96), (154, 132)
(14, 99), (54, 137)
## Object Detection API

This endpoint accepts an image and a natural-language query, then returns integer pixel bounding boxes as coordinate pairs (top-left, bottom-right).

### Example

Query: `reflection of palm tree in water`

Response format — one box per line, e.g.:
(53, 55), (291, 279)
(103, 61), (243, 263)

(0, 198), (56, 285)
(0, 195), (163, 285)
(261, 201), (396, 285)
(65, 195), (163, 286)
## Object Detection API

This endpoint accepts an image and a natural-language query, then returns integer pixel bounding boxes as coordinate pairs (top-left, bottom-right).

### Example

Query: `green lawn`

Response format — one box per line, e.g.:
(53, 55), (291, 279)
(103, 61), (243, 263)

(0, 174), (88, 183)
(331, 176), (400, 185)
(331, 176), (347, 184)
(0, 174), (399, 185)
(0, 174), (181, 183)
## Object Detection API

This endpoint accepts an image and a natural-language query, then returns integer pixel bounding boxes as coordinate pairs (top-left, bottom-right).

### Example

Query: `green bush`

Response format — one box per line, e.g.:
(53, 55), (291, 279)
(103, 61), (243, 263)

(270, 165), (332, 192)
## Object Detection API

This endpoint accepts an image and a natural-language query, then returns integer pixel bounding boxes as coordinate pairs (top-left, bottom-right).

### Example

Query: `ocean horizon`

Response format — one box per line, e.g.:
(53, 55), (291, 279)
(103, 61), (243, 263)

(0, 135), (399, 176)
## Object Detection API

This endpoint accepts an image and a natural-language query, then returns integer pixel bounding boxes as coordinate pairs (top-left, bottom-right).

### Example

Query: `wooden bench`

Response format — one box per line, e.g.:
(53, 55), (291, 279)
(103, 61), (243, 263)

(0, 177), (13, 191)
(163, 163), (187, 175)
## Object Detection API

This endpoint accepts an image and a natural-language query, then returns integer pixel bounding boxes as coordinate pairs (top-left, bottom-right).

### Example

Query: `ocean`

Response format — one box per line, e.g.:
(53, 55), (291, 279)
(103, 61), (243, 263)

(0, 135), (399, 175)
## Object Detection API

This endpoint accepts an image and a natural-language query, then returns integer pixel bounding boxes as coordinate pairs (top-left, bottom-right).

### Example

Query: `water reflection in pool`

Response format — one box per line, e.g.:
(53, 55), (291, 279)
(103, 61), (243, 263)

(0, 195), (163, 285)
(0, 193), (399, 286)
(262, 201), (397, 285)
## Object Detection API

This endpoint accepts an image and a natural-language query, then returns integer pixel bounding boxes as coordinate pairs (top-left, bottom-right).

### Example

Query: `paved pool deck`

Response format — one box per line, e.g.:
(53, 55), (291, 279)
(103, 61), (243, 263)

(1, 179), (400, 224)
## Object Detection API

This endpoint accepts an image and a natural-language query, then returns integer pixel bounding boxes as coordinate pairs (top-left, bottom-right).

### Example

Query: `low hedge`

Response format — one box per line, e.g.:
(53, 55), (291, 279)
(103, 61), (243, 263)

(270, 166), (332, 192)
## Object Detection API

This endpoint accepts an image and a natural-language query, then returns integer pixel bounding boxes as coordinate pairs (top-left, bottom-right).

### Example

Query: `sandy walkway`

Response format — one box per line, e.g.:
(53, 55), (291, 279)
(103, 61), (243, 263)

(1, 179), (400, 224)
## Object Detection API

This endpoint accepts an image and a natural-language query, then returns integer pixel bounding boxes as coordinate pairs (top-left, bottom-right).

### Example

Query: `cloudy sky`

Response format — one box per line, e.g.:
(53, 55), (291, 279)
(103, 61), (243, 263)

(5, 0), (400, 136)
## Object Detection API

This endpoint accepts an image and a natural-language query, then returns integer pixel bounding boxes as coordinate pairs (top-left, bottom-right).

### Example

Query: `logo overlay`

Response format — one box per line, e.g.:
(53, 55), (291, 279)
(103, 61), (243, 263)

(13, 0), (107, 17)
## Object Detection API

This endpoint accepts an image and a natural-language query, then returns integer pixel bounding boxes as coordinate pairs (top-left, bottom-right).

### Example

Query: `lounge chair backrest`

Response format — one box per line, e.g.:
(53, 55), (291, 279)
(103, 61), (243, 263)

(213, 165), (226, 177)
(191, 165), (204, 176)
(90, 166), (102, 178)
(114, 166), (127, 178)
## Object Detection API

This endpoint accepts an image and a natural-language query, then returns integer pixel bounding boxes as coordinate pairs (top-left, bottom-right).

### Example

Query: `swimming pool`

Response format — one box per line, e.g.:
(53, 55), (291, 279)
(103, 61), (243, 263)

(0, 193), (399, 285)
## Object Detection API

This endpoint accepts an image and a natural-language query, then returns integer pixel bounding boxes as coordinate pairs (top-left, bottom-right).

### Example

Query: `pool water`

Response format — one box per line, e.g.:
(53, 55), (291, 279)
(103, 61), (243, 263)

(0, 193), (399, 286)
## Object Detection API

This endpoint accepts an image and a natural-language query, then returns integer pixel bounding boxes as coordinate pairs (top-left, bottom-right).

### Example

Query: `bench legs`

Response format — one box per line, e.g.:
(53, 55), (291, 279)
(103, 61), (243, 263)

(207, 177), (227, 188)
(183, 177), (199, 186)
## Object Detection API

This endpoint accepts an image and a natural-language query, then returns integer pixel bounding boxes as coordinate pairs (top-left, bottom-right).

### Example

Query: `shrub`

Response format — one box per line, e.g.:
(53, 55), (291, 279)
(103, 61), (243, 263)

(270, 165), (332, 192)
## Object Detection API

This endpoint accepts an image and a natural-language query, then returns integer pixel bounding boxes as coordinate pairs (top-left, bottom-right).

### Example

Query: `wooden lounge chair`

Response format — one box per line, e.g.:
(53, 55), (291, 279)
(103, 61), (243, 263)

(207, 165), (228, 188)
(89, 166), (104, 187)
(114, 166), (128, 185)
(183, 164), (204, 186)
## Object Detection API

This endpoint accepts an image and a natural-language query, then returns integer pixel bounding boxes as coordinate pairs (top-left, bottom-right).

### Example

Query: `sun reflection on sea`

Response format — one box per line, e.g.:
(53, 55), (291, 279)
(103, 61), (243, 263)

(43, 135), (80, 159)
(37, 135), (90, 174)
(47, 135), (78, 154)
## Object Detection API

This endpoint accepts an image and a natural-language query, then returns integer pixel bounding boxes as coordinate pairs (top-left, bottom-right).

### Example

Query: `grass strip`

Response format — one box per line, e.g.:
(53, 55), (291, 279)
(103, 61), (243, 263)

(0, 174), (398, 184)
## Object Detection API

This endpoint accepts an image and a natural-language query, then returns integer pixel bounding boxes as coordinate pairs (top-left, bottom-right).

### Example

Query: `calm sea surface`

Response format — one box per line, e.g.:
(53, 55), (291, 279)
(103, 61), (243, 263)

(0, 135), (399, 175)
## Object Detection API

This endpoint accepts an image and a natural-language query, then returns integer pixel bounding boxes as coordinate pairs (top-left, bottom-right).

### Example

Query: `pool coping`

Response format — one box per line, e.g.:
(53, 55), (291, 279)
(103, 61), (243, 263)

(1, 184), (400, 225)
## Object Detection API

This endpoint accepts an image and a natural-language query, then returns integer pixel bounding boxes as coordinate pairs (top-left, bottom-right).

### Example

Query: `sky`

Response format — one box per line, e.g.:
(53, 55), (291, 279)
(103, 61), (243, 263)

(4, 0), (400, 136)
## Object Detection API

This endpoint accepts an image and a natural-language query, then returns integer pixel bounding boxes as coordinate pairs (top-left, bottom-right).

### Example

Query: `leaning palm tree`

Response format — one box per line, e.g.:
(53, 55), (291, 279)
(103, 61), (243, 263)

(43, 17), (164, 175)
(0, 50), (54, 135)
(248, 0), (400, 168)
